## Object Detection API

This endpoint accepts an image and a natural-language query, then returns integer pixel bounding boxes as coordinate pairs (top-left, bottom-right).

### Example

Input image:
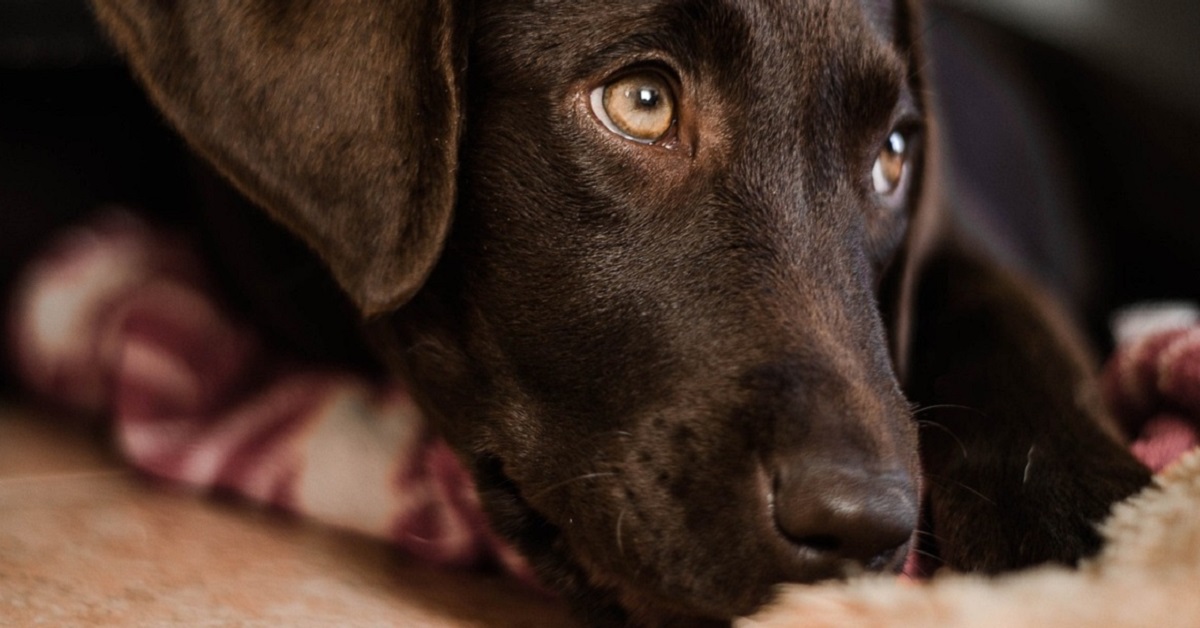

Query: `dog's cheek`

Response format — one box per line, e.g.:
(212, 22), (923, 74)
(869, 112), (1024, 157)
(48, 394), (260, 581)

(567, 411), (788, 617)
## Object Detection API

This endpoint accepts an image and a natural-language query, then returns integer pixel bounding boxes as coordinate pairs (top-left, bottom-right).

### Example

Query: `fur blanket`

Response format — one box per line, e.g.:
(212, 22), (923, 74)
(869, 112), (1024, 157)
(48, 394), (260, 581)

(746, 448), (1200, 627)
(746, 306), (1200, 626)
(10, 211), (1200, 624)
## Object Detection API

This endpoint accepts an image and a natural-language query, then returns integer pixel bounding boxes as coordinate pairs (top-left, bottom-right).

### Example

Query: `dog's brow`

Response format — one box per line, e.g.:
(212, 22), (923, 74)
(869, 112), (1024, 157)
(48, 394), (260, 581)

(575, 1), (752, 80)
(587, 32), (699, 76)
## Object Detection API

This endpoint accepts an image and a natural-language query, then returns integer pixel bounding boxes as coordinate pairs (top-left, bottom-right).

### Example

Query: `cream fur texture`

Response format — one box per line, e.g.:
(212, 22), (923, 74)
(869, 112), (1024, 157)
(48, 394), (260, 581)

(742, 448), (1200, 627)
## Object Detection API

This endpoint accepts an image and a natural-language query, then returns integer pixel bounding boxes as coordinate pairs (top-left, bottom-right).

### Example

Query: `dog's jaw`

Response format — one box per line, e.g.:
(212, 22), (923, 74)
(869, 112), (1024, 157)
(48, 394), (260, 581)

(471, 453), (764, 625)
(388, 290), (919, 622)
(468, 438), (914, 625)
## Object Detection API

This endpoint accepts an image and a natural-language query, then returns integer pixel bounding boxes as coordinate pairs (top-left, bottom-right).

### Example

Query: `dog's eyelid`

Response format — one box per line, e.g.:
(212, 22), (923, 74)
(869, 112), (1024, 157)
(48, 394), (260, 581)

(889, 88), (922, 129)
(586, 36), (693, 79)
(889, 118), (924, 144)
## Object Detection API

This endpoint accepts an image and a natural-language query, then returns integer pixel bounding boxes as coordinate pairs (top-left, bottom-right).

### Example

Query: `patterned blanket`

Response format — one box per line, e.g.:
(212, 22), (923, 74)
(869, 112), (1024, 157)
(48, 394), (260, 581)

(6, 211), (532, 582)
(8, 210), (1198, 591)
(1105, 303), (1200, 472)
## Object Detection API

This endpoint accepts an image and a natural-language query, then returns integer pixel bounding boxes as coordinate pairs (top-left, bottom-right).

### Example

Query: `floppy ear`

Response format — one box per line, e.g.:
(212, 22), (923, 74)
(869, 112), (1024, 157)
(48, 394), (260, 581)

(90, 1), (463, 316)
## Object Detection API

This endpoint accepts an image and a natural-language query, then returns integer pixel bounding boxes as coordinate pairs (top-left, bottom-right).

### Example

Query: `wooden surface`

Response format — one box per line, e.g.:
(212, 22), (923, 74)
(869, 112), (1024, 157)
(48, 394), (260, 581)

(0, 402), (575, 627)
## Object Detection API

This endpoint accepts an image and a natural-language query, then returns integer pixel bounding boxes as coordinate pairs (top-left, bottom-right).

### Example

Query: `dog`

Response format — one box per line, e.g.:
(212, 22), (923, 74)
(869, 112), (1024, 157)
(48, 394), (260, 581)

(88, 0), (1152, 625)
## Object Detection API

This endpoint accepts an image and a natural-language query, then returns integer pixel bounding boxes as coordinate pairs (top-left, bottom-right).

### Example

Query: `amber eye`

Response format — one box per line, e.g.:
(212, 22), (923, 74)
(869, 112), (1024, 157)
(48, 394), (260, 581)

(590, 72), (676, 143)
(872, 130), (910, 199)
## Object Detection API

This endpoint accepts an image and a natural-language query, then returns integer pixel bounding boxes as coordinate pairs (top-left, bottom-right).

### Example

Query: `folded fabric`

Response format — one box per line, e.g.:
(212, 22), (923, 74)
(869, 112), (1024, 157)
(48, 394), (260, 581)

(6, 210), (533, 583)
(9, 210), (1199, 596)
(1103, 302), (1200, 472)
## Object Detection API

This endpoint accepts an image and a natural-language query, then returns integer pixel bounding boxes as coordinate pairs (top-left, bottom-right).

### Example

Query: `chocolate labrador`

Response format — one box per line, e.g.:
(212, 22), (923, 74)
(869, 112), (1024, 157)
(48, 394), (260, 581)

(89, 0), (1151, 625)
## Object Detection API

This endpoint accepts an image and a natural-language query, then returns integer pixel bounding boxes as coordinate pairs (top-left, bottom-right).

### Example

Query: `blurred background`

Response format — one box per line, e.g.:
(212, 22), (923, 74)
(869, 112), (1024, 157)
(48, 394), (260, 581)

(926, 0), (1200, 345)
(0, 0), (377, 389)
(0, 0), (1197, 376)
(0, 4), (1190, 624)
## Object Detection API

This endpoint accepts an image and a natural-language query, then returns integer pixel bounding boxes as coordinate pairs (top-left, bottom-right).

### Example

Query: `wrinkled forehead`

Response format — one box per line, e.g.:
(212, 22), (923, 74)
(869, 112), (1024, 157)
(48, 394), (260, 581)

(471, 0), (913, 87)
(727, 0), (908, 50)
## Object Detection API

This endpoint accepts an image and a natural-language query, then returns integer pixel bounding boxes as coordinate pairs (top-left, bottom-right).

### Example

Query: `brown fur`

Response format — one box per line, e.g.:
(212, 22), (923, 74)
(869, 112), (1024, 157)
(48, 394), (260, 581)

(89, 1), (1150, 625)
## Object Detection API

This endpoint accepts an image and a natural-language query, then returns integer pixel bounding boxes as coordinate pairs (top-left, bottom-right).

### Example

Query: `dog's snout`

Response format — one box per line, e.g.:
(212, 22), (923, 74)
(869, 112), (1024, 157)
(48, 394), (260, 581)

(771, 462), (917, 565)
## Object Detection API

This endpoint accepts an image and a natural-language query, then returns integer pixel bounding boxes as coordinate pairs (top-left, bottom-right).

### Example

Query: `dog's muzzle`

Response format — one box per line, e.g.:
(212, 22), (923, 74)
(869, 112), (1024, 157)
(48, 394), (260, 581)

(768, 458), (917, 569)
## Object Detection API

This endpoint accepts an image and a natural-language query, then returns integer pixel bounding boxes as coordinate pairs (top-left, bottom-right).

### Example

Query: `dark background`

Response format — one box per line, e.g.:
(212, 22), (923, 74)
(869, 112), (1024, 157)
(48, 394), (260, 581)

(1, 0), (1197, 386)
(927, 0), (1200, 344)
(0, 0), (373, 385)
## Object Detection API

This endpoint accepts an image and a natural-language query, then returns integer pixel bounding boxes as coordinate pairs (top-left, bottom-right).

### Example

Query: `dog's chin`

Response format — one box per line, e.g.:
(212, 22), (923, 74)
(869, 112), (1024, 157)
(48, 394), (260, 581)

(473, 455), (743, 624)
(578, 548), (763, 625)
(473, 455), (912, 626)
(608, 585), (743, 628)
(615, 545), (912, 626)
(593, 567), (779, 626)
(564, 490), (913, 623)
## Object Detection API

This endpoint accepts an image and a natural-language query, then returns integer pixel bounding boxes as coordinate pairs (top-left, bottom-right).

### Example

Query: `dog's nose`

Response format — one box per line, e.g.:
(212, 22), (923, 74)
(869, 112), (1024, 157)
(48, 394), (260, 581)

(771, 462), (916, 565)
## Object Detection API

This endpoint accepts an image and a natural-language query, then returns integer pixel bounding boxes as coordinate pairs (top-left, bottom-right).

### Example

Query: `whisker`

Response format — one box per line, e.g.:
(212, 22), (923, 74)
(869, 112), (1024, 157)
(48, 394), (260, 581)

(915, 419), (969, 459)
(912, 404), (987, 418)
(616, 507), (628, 558)
(918, 474), (996, 507)
(911, 548), (941, 562)
(953, 481), (997, 507)
(1023, 444), (1037, 485)
(527, 472), (617, 500)
(912, 529), (948, 544)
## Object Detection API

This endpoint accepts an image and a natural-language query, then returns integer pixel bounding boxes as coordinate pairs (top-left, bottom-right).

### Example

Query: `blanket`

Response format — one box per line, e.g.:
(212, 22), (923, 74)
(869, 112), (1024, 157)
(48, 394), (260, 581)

(743, 309), (1200, 626)
(9, 211), (1200, 623)
(6, 211), (532, 581)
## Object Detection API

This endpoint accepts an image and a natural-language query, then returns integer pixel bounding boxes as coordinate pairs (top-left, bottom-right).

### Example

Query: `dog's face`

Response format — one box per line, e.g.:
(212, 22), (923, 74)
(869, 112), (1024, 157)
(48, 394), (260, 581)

(397, 0), (927, 621)
(93, 0), (927, 622)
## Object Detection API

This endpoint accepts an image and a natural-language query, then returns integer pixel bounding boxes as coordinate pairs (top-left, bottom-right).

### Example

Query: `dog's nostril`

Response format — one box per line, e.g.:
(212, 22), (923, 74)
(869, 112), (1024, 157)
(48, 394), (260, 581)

(771, 464), (916, 564)
(794, 534), (841, 553)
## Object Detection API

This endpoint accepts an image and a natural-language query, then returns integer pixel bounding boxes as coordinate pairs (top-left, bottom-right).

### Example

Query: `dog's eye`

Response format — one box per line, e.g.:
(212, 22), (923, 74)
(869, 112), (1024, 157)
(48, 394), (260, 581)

(872, 131), (910, 199)
(590, 72), (675, 143)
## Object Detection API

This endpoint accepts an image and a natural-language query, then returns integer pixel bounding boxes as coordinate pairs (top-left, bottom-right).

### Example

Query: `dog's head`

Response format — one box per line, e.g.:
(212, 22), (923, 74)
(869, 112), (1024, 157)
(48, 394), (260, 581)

(93, 0), (933, 622)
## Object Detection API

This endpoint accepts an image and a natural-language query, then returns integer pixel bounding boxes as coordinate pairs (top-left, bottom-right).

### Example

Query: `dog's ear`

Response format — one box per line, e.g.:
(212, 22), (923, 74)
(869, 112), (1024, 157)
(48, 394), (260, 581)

(90, 1), (463, 315)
